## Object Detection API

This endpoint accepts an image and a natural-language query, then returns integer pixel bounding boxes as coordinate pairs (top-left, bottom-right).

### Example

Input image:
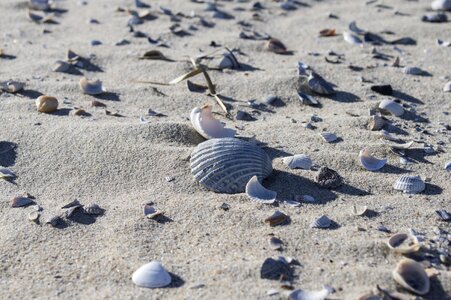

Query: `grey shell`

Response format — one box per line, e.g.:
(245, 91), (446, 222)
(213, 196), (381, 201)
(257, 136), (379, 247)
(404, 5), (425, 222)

(190, 138), (273, 194)
(393, 175), (425, 194)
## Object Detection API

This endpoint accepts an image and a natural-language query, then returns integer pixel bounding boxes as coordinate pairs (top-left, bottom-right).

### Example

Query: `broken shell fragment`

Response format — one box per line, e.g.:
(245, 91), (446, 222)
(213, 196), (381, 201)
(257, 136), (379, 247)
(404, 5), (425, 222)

(368, 115), (385, 131)
(289, 285), (334, 300)
(11, 196), (35, 208)
(1, 81), (25, 93)
(393, 175), (425, 194)
(359, 148), (387, 171)
(351, 205), (368, 216)
(444, 82), (451, 92)
(45, 215), (62, 227)
(310, 215), (332, 229)
(0, 168), (16, 180)
(245, 176), (276, 204)
(297, 91), (319, 106)
(387, 233), (420, 254)
(269, 237), (283, 251)
(392, 259), (430, 295)
(264, 38), (288, 54)
(35, 95), (58, 113)
(319, 132), (337, 143)
(378, 99), (404, 117)
(132, 261), (172, 288)
(282, 154), (312, 170)
(52, 60), (71, 72)
(265, 211), (289, 226)
(190, 105), (236, 139)
(343, 31), (363, 45)
(79, 77), (106, 95)
(315, 167), (343, 189)
(83, 203), (104, 215)
(307, 73), (335, 95)
(143, 203), (164, 219)
(28, 211), (40, 223)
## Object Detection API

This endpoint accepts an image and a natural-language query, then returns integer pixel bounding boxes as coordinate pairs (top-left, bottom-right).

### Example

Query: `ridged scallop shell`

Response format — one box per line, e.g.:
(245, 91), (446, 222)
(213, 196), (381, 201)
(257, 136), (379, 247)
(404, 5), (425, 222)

(386, 233), (420, 254)
(190, 105), (236, 139)
(190, 138), (272, 194)
(343, 31), (363, 45)
(310, 215), (332, 229)
(132, 261), (172, 288)
(245, 176), (276, 204)
(432, 0), (451, 10)
(393, 175), (425, 194)
(308, 73), (335, 95)
(368, 114), (385, 131)
(378, 100), (404, 116)
(79, 77), (106, 95)
(359, 148), (387, 171)
(36, 95), (58, 113)
(282, 154), (312, 170)
(392, 259), (430, 295)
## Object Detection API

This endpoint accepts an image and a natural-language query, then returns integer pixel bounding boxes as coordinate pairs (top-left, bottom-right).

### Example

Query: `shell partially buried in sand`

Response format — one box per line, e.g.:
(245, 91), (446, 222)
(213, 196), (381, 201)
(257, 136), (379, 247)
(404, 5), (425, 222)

(190, 138), (272, 194)
(35, 95), (58, 113)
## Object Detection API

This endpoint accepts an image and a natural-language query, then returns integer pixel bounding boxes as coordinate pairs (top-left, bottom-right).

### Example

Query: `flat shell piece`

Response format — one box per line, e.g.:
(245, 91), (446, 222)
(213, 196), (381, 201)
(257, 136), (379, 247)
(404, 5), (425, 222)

(79, 77), (106, 95)
(393, 175), (425, 194)
(387, 233), (420, 254)
(190, 105), (236, 139)
(143, 203), (163, 219)
(315, 167), (343, 189)
(245, 176), (277, 204)
(11, 196), (35, 208)
(319, 132), (337, 143)
(289, 285), (334, 300)
(392, 258), (430, 295)
(83, 203), (103, 215)
(265, 211), (289, 226)
(132, 261), (172, 288)
(310, 215), (332, 229)
(282, 154), (312, 170)
(359, 148), (387, 171)
(378, 99), (404, 117)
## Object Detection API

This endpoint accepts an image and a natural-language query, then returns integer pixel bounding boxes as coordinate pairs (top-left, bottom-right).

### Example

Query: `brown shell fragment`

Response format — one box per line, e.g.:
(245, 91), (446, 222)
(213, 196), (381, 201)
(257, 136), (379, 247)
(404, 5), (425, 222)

(265, 211), (289, 226)
(264, 38), (288, 54)
(91, 100), (107, 108)
(319, 28), (337, 37)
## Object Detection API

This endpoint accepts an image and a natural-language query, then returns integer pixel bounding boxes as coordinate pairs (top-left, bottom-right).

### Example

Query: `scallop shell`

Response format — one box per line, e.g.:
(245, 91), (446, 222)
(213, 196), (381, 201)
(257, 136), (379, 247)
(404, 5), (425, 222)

(310, 215), (332, 229)
(36, 95), (58, 113)
(343, 31), (363, 45)
(393, 175), (425, 194)
(392, 258), (430, 295)
(132, 261), (172, 288)
(264, 210), (289, 226)
(190, 138), (272, 194)
(359, 148), (387, 171)
(444, 81), (451, 92)
(319, 132), (337, 143)
(190, 105), (236, 139)
(52, 60), (70, 72)
(387, 233), (420, 254)
(368, 115), (385, 131)
(79, 77), (106, 95)
(432, 0), (451, 10)
(289, 285), (334, 300)
(11, 196), (35, 208)
(297, 91), (319, 106)
(307, 73), (335, 95)
(282, 154), (312, 170)
(378, 100), (404, 117)
(245, 175), (277, 204)
(83, 203), (103, 215)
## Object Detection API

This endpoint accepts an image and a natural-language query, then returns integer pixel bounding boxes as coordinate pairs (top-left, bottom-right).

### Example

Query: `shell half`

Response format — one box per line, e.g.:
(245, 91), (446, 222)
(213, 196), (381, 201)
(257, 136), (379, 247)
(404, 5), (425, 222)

(392, 258), (430, 295)
(359, 148), (387, 171)
(190, 105), (236, 139)
(132, 261), (172, 288)
(387, 233), (420, 254)
(245, 175), (276, 204)
(379, 99), (404, 117)
(282, 154), (312, 170)
(393, 175), (425, 194)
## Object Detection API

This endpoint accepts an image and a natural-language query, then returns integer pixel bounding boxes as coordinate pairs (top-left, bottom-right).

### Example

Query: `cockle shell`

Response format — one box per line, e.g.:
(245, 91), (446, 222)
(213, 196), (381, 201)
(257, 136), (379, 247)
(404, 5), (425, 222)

(190, 105), (236, 139)
(79, 77), (106, 95)
(343, 31), (363, 45)
(359, 148), (387, 171)
(368, 115), (385, 131)
(378, 99), (404, 117)
(307, 73), (335, 95)
(36, 95), (58, 113)
(190, 138), (272, 194)
(83, 203), (103, 215)
(432, 0), (451, 10)
(28, 211), (40, 223)
(282, 154), (312, 170)
(289, 285), (334, 300)
(11, 196), (35, 207)
(392, 259), (430, 295)
(132, 261), (172, 288)
(246, 176), (276, 204)
(319, 132), (337, 143)
(310, 215), (332, 229)
(393, 175), (425, 194)
(386, 233), (420, 254)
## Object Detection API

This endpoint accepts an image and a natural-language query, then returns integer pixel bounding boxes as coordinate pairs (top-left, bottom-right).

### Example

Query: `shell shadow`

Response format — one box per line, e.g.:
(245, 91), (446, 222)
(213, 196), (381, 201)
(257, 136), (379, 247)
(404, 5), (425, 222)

(0, 54), (17, 60)
(69, 210), (100, 225)
(77, 57), (103, 73)
(51, 108), (72, 116)
(383, 123), (409, 136)
(405, 149), (433, 164)
(18, 89), (43, 99)
(325, 90), (360, 103)
(336, 183), (372, 196)
(93, 92), (120, 101)
(153, 215), (173, 224)
(237, 62), (263, 72)
(428, 275), (448, 299)
(400, 110), (429, 123)
(423, 183), (443, 196)
(167, 273), (185, 288)
(392, 90), (423, 104)
(0, 141), (18, 167)
(379, 164), (412, 174)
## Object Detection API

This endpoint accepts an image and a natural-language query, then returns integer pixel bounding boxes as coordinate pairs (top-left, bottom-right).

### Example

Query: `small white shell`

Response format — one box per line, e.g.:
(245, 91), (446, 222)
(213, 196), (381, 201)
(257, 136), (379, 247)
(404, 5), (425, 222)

(393, 175), (425, 194)
(132, 261), (172, 288)
(432, 0), (451, 11)
(79, 77), (106, 95)
(245, 175), (277, 204)
(444, 81), (451, 92)
(359, 148), (387, 171)
(36, 95), (58, 113)
(368, 115), (385, 131)
(378, 100), (404, 116)
(289, 285), (334, 300)
(445, 161), (451, 171)
(351, 205), (368, 216)
(319, 132), (337, 143)
(310, 215), (331, 229)
(386, 233), (420, 254)
(343, 31), (362, 45)
(143, 204), (163, 219)
(190, 105), (236, 139)
(282, 154), (312, 170)
(28, 211), (40, 223)
(1, 81), (25, 93)
(392, 258), (430, 295)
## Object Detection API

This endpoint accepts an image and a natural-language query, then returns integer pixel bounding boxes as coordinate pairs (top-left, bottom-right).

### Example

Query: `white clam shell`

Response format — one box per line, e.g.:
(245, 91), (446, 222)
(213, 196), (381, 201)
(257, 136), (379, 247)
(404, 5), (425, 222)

(190, 105), (236, 139)
(445, 161), (451, 171)
(432, 0), (451, 10)
(245, 175), (277, 204)
(393, 175), (425, 194)
(386, 233), (420, 254)
(282, 154), (312, 170)
(79, 77), (106, 95)
(444, 81), (451, 92)
(378, 100), (404, 117)
(392, 258), (430, 295)
(359, 148), (387, 171)
(319, 132), (337, 143)
(132, 261), (172, 288)
(289, 285), (334, 300)
(343, 31), (362, 45)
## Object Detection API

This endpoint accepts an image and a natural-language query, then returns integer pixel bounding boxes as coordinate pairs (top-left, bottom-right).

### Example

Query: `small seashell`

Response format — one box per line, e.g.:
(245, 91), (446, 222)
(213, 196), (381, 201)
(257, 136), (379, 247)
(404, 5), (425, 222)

(310, 215), (332, 229)
(289, 285), (334, 300)
(435, 209), (450, 221)
(28, 211), (40, 223)
(378, 99), (404, 117)
(52, 60), (70, 72)
(143, 203), (163, 219)
(437, 39), (451, 47)
(11, 196), (35, 208)
(445, 161), (451, 171)
(393, 175), (425, 194)
(319, 28), (336, 37)
(190, 138), (272, 194)
(215, 50), (240, 69)
(351, 205), (368, 216)
(245, 176), (277, 204)
(432, 0), (451, 10)
(61, 199), (81, 209)
(403, 66), (427, 76)
(35, 95), (58, 113)
(315, 167), (343, 189)
(139, 50), (171, 61)
(265, 211), (289, 226)
(387, 233), (420, 254)
(359, 148), (387, 171)
(79, 77), (106, 95)
(83, 203), (103, 215)
(422, 12), (447, 23)
(443, 82), (451, 92)
(297, 91), (319, 106)
(319, 132), (337, 143)
(27, 9), (43, 22)
(91, 100), (107, 108)
(132, 261), (172, 288)
(264, 38), (288, 54)
(343, 31), (363, 45)
(45, 215), (62, 227)
(67, 49), (80, 63)
(269, 237), (283, 251)
(0, 168), (16, 180)
(282, 154), (312, 170)
(392, 259), (430, 295)
(1, 81), (25, 93)
(307, 73), (335, 95)
(190, 104), (236, 139)
(368, 115), (385, 131)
